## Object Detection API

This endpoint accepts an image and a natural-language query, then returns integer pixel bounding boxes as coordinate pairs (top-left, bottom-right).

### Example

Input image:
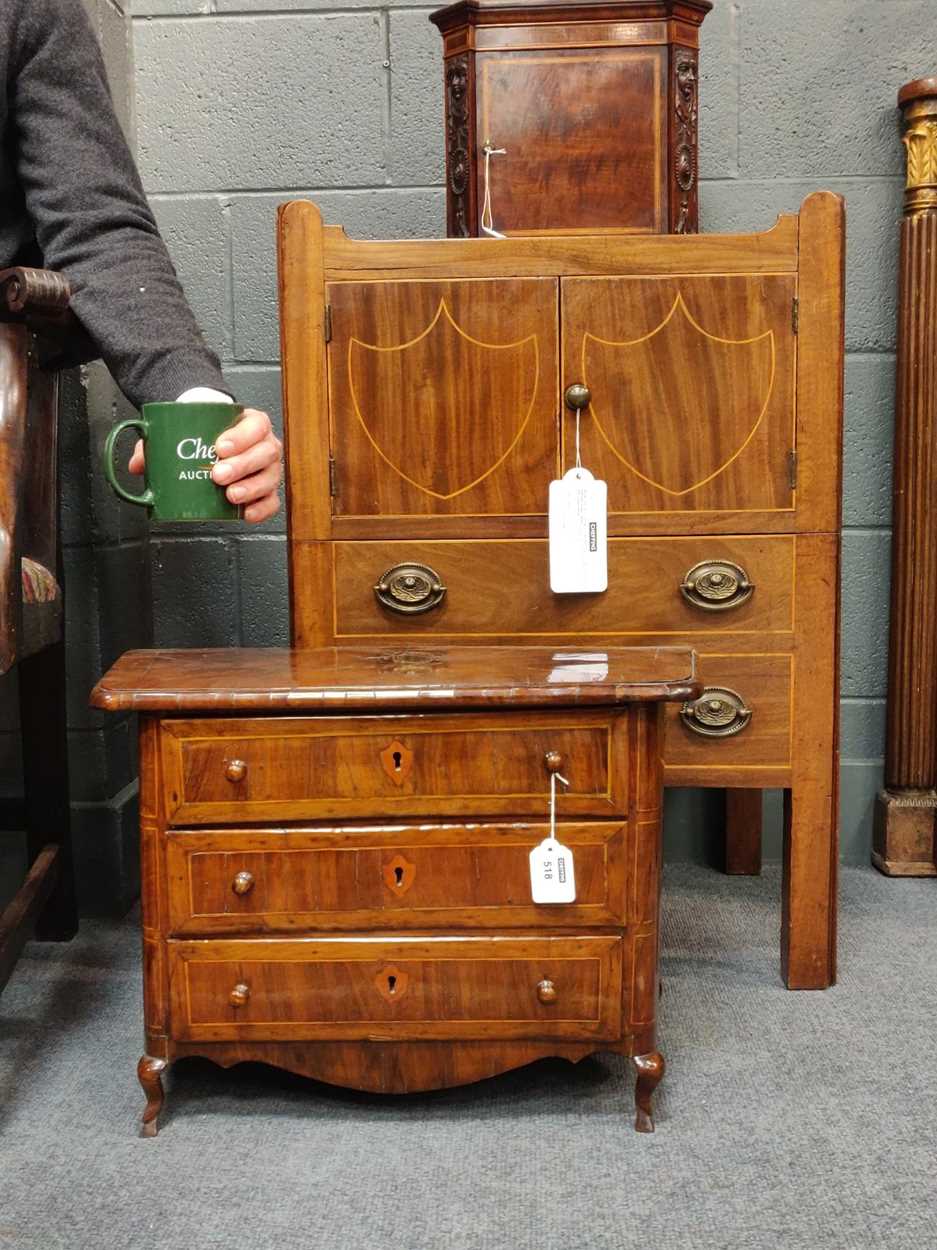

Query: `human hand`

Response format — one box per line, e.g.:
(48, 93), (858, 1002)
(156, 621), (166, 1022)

(128, 408), (283, 523)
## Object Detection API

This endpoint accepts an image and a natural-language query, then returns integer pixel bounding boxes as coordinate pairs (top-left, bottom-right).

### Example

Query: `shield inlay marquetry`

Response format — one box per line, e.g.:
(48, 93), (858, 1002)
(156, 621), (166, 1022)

(328, 278), (558, 517)
(348, 300), (538, 499)
(563, 274), (795, 514)
(583, 293), (774, 496)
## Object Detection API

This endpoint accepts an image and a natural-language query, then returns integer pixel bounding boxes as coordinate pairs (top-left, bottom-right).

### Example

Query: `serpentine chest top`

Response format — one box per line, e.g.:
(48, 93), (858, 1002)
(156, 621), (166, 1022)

(91, 644), (698, 1134)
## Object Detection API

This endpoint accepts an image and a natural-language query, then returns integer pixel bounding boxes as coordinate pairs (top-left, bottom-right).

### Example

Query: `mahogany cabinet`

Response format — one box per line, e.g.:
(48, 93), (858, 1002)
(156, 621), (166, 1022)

(91, 645), (698, 1134)
(430, 0), (711, 236)
(279, 192), (844, 991)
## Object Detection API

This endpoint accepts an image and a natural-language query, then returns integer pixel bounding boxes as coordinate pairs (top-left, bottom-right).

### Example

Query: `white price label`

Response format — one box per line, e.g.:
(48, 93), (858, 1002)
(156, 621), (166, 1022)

(529, 838), (576, 904)
(549, 468), (608, 593)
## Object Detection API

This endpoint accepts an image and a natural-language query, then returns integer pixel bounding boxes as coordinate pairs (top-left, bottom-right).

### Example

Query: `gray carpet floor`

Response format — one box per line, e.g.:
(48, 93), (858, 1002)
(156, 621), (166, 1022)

(1, 864), (934, 1250)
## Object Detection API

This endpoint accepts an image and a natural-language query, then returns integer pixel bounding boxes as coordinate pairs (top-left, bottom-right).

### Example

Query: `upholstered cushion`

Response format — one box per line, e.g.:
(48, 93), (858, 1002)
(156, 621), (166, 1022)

(20, 557), (63, 659)
(21, 557), (59, 604)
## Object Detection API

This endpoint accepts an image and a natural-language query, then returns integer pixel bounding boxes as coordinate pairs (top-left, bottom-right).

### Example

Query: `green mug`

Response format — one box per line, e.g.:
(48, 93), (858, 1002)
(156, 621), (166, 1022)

(103, 402), (244, 522)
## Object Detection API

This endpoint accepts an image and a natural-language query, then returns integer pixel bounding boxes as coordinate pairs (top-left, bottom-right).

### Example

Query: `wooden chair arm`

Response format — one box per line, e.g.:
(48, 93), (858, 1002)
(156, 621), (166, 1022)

(0, 267), (97, 370)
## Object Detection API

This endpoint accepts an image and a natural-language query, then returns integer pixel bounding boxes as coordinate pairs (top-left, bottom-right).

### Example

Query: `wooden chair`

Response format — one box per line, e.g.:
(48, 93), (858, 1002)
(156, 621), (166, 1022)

(0, 267), (85, 993)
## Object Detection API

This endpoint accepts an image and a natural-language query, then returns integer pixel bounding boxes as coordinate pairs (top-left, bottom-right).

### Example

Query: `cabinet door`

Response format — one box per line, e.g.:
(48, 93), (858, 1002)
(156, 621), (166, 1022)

(561, 275), (796, 522)
(328, 278), (558, 520)
(474, 46), (667, 234)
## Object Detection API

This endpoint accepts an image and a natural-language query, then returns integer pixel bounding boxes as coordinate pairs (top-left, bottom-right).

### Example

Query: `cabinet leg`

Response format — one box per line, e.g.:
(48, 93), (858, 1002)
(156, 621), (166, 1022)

(724, 788), (762, 875)
(633, 1050), (665, 1133)
(138, 1056), (168, 1138)
(781, 784), (837, 990)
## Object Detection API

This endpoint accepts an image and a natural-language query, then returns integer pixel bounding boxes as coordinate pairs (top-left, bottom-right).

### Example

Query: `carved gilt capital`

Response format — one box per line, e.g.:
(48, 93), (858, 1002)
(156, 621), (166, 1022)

(899, 77), (937, 215)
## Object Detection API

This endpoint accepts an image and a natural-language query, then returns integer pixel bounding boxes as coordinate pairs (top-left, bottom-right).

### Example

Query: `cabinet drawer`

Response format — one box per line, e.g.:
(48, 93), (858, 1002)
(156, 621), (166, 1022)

(160, 710), (625, 825)
(331, 536), (794, 641)
(662, 653), (792, 781)
(165, 821), (635, 935)
(168, 935), (624, 1042)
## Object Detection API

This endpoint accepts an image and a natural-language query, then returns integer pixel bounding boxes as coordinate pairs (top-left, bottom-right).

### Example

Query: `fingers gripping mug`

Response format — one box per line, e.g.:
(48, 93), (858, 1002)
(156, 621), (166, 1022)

(103, 402), (244, 521)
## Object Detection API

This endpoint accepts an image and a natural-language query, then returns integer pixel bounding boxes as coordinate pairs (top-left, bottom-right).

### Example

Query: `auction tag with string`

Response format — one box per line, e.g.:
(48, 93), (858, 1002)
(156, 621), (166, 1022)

(529, 767), (577, 903)
(529, 836), (577, 903)
(549, 467), (608, 593)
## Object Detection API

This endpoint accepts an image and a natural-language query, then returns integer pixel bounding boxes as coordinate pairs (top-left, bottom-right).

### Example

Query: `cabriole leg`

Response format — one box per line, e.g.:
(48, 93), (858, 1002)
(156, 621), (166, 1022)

(633, 1050), (665, 1133)
(138, 1055), (168, 1138)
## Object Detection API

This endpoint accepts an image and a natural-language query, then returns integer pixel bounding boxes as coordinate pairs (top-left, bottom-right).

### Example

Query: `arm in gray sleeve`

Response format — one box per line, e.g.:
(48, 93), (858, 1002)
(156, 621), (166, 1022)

(10, 0), (230, 408)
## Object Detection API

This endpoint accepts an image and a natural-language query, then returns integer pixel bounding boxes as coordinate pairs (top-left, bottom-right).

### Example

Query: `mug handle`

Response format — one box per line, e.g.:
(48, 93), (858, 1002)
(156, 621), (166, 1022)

(103, 417), (155, 508)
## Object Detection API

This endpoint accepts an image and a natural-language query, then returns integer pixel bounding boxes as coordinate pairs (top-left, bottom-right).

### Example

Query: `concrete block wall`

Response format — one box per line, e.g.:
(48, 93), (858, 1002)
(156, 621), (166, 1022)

(120, 0), (925, 868)
(0, 0), (150, 915)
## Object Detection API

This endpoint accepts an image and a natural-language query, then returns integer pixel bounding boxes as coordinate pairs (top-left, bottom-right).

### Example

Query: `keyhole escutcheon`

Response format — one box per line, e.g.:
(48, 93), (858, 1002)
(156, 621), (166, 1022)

(380, 739), (413, 786)
(382, 854), (416, 896)
(374, 965), (408, 1002)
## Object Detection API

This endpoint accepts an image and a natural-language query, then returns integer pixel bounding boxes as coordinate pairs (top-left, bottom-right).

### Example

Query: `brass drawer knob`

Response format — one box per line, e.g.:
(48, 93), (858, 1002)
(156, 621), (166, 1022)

(537, 979), (558, 1004)
(680, 560), (754, 611)
(564, 383), (592, 411)
(224, 758), (247, 783)
(232, 870), (255, 896)
(230, 983), (250, 1008)
(374, 562), (447, 615)
(544, 750), (565, 775)
(680, 686), (753, 738)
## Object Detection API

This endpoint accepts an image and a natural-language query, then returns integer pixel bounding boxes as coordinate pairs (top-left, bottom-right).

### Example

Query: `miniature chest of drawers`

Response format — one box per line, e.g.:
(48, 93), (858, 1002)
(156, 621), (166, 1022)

(91, 644), (698, 1135)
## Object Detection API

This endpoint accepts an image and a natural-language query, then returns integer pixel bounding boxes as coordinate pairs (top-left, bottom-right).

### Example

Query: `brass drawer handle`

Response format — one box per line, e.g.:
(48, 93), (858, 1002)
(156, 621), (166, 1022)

(374, 562), (447, 615)
(680, 687), (752, 738)
(537, 979), (558, 1004)
(232, 870), (255, 896)
(224, 758), (247, 783)
(230, 983), (250, 1008)
(680, 560), (754, 611)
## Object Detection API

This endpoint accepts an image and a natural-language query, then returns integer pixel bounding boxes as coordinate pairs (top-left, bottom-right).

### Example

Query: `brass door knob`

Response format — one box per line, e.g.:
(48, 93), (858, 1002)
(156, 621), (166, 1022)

(224, 758), (247, 783)
(232, 871), (255, 896)
(680, 686), (752, 738)
(537, 979), (558, 1004)
(374, 562), (447, 615)
(564, 383), (592, 411)
(680, 560), (754, 611)
(230, 983), (250, 1008)
(544, 750), (565, 775)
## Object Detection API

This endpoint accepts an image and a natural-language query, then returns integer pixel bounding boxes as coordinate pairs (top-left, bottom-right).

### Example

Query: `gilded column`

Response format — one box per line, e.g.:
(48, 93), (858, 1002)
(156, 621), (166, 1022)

(874, 78), (937, 875)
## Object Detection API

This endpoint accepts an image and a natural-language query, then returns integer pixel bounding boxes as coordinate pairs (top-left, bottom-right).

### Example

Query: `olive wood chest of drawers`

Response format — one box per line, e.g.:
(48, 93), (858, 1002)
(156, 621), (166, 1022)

(91, 644), (698, 1135)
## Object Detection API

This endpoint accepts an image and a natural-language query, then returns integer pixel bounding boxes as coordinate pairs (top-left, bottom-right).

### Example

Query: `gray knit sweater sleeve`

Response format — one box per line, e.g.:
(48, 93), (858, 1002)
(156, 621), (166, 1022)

(10, 0), (230, 408)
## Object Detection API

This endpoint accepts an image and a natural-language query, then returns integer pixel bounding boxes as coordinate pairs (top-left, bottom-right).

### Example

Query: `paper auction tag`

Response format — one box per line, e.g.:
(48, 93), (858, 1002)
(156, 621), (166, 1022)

(529, 837), (576, 904)
(549, 468), (608, 593)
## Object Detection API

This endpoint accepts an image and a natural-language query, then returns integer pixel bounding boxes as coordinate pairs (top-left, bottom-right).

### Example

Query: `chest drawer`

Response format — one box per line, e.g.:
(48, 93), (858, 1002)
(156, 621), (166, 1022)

(329, 536), (794, 641)
(662, 652), (792, 782)
(165, 821), (635, 935)
(160, 710), (626, 825)
(168, 935), (624, 1042)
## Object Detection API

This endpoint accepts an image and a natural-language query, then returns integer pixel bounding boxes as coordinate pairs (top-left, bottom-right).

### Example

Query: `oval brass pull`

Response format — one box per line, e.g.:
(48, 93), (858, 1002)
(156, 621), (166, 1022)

(224, 758), (247, 783)
(537, 979), (558, 1005)
(232, 870), (255, 896)
(374, 562), (447, 615)
(230, 983), (250, 1008)
(680, 686), (752, 738)
(680, 560), (754, 612)
(564, 383), (592, 411)
(544, 750), (565, 775)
